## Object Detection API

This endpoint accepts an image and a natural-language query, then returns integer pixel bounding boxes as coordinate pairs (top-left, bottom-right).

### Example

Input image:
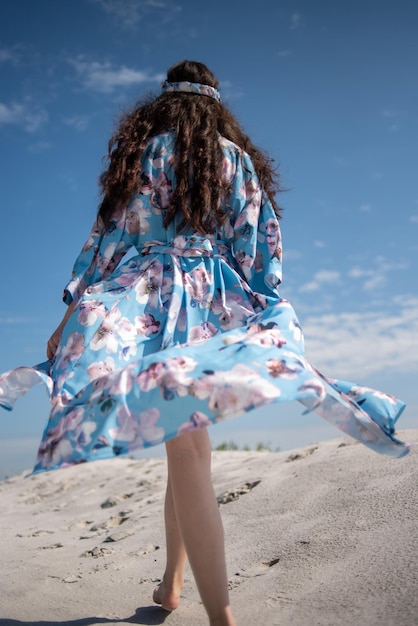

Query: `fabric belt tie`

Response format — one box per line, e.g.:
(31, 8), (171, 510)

(140, 236), (227, 258)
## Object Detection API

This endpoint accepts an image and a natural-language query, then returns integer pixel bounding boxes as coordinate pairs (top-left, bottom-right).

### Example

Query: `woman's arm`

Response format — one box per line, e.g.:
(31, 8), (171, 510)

(46, 300), (75, 359)
(231, 150), (283, 300)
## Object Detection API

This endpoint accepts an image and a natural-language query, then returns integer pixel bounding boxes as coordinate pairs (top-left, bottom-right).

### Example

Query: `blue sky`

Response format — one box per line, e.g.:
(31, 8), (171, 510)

(1, 0), (417, 477)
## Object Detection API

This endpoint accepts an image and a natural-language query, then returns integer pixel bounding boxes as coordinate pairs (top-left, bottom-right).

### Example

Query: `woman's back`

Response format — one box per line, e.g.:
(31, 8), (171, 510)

(124, 130), (275, 249)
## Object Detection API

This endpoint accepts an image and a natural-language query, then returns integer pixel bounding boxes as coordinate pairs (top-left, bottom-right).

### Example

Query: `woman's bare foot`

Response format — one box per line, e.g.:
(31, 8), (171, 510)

(152, 576), (183, 611)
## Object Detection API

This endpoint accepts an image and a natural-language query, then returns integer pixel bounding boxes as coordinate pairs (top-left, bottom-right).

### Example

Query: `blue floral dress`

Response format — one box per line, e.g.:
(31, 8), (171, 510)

(0, 132), (409, 472)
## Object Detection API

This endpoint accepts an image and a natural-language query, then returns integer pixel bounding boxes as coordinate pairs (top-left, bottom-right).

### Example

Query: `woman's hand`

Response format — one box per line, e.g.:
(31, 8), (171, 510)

(47, 327), (64, 360)
(46, 301), (76, 360)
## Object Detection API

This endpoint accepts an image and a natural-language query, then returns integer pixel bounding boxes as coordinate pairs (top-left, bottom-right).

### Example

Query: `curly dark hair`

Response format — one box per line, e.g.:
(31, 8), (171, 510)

(98, 60), (282, 233)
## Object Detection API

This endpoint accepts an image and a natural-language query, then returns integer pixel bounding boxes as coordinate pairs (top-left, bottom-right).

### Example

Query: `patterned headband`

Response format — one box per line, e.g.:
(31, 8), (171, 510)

(161, 80), (221, 102)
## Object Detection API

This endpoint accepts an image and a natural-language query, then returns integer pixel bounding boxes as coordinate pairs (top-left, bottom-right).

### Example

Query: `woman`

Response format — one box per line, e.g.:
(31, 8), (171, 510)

(0, 60), (409, 625)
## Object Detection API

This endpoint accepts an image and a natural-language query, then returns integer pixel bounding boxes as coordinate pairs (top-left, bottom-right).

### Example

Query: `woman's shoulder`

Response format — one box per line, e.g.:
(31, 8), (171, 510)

(142, 132), (253, 173)
(218, 135), (254, 165)
(144, 132), (245, 158)
(218, 135), (243, 156)
(218, 135), (256, 182)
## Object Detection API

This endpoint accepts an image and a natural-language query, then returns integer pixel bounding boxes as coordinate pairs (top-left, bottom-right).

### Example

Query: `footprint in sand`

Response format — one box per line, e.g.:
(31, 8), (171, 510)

(89, 512), (130, 532)
(81, 546), (113, 558)
(100, 494), (134, 508)
(216, 480), (261, 504)
(31, 529), (55, 537)
(136, 544), (160, 555)
(103, 529), (134, 543)
(286, 446), (318, 462)
(234, 556), (280, 578)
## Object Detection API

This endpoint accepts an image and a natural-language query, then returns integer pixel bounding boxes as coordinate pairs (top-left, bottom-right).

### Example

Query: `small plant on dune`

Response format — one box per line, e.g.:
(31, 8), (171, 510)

(214, 440), (279, 452)
(214, 441), (239, 451)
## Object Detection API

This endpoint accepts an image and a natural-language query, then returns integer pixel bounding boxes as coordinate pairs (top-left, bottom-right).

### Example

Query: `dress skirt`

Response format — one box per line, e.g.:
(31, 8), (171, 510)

(0, 240), (409, 474)
(0, 131), (410, 472)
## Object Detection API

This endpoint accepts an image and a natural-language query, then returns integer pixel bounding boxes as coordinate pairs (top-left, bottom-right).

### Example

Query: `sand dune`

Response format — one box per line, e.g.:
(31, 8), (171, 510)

(0, 430), (417, 626)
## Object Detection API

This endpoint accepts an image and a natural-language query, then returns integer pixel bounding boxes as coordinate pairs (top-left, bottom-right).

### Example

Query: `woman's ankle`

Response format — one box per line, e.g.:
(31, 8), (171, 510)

(161, 569), (184, 589)
(209, 609), (237, 626)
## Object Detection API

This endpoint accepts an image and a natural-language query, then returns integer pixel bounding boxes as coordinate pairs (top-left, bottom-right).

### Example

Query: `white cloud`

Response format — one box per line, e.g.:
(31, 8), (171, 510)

(313, 240), (325, 248)
(333, 156), (347, 167)
(359, 203), (371, 212)
(316, 270), (340, 282)
(302, 296), (418, 379)
(381, 109), (403, 132)
(298, 257), (409, 297)
(382, 109), (399, 118)
(362, 273), (386, 291)
(0, 49), (12, 62)
(347, 258), (408, 292)
(27, 141), (52, 154)
(0, 47), (20, 64)
(300, 270), (341, 292)
(0, 102), (48, 132)
(373, 257), (408, 271)
(347, 267), (370, 279)
(299, 284), (324, 294)
(0, 317), (34, 324)
(290, 12), (301, 29)
(278, 50), (292, 57)
(69, 57), (164, 93)
(348, 266), (386, 291)
(283, 249), (302, 261)
(409, 215), (418, 224)
(91, 0), (180, 27)
(219, 81), (244, 101)
(63, 114), (91, 132)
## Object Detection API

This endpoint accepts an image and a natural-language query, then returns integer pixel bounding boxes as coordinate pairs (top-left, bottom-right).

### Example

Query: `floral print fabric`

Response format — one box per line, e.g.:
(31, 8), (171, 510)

(0, 132), (409, 472)
(161, 80), (221, 102)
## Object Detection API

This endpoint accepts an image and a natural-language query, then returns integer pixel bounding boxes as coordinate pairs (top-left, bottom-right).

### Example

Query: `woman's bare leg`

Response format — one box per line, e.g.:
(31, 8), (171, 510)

(164, 428), (237, 626)
(153, 475), (187, 610)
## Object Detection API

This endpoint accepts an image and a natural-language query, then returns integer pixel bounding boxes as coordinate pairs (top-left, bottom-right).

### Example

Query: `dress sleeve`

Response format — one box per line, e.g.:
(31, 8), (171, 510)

(63, 210), (133, 306)
(230, 150), (283, 301)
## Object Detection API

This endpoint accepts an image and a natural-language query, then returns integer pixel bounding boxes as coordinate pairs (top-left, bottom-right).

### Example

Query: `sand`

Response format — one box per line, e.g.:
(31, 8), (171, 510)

(0, 429), (417, 626)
